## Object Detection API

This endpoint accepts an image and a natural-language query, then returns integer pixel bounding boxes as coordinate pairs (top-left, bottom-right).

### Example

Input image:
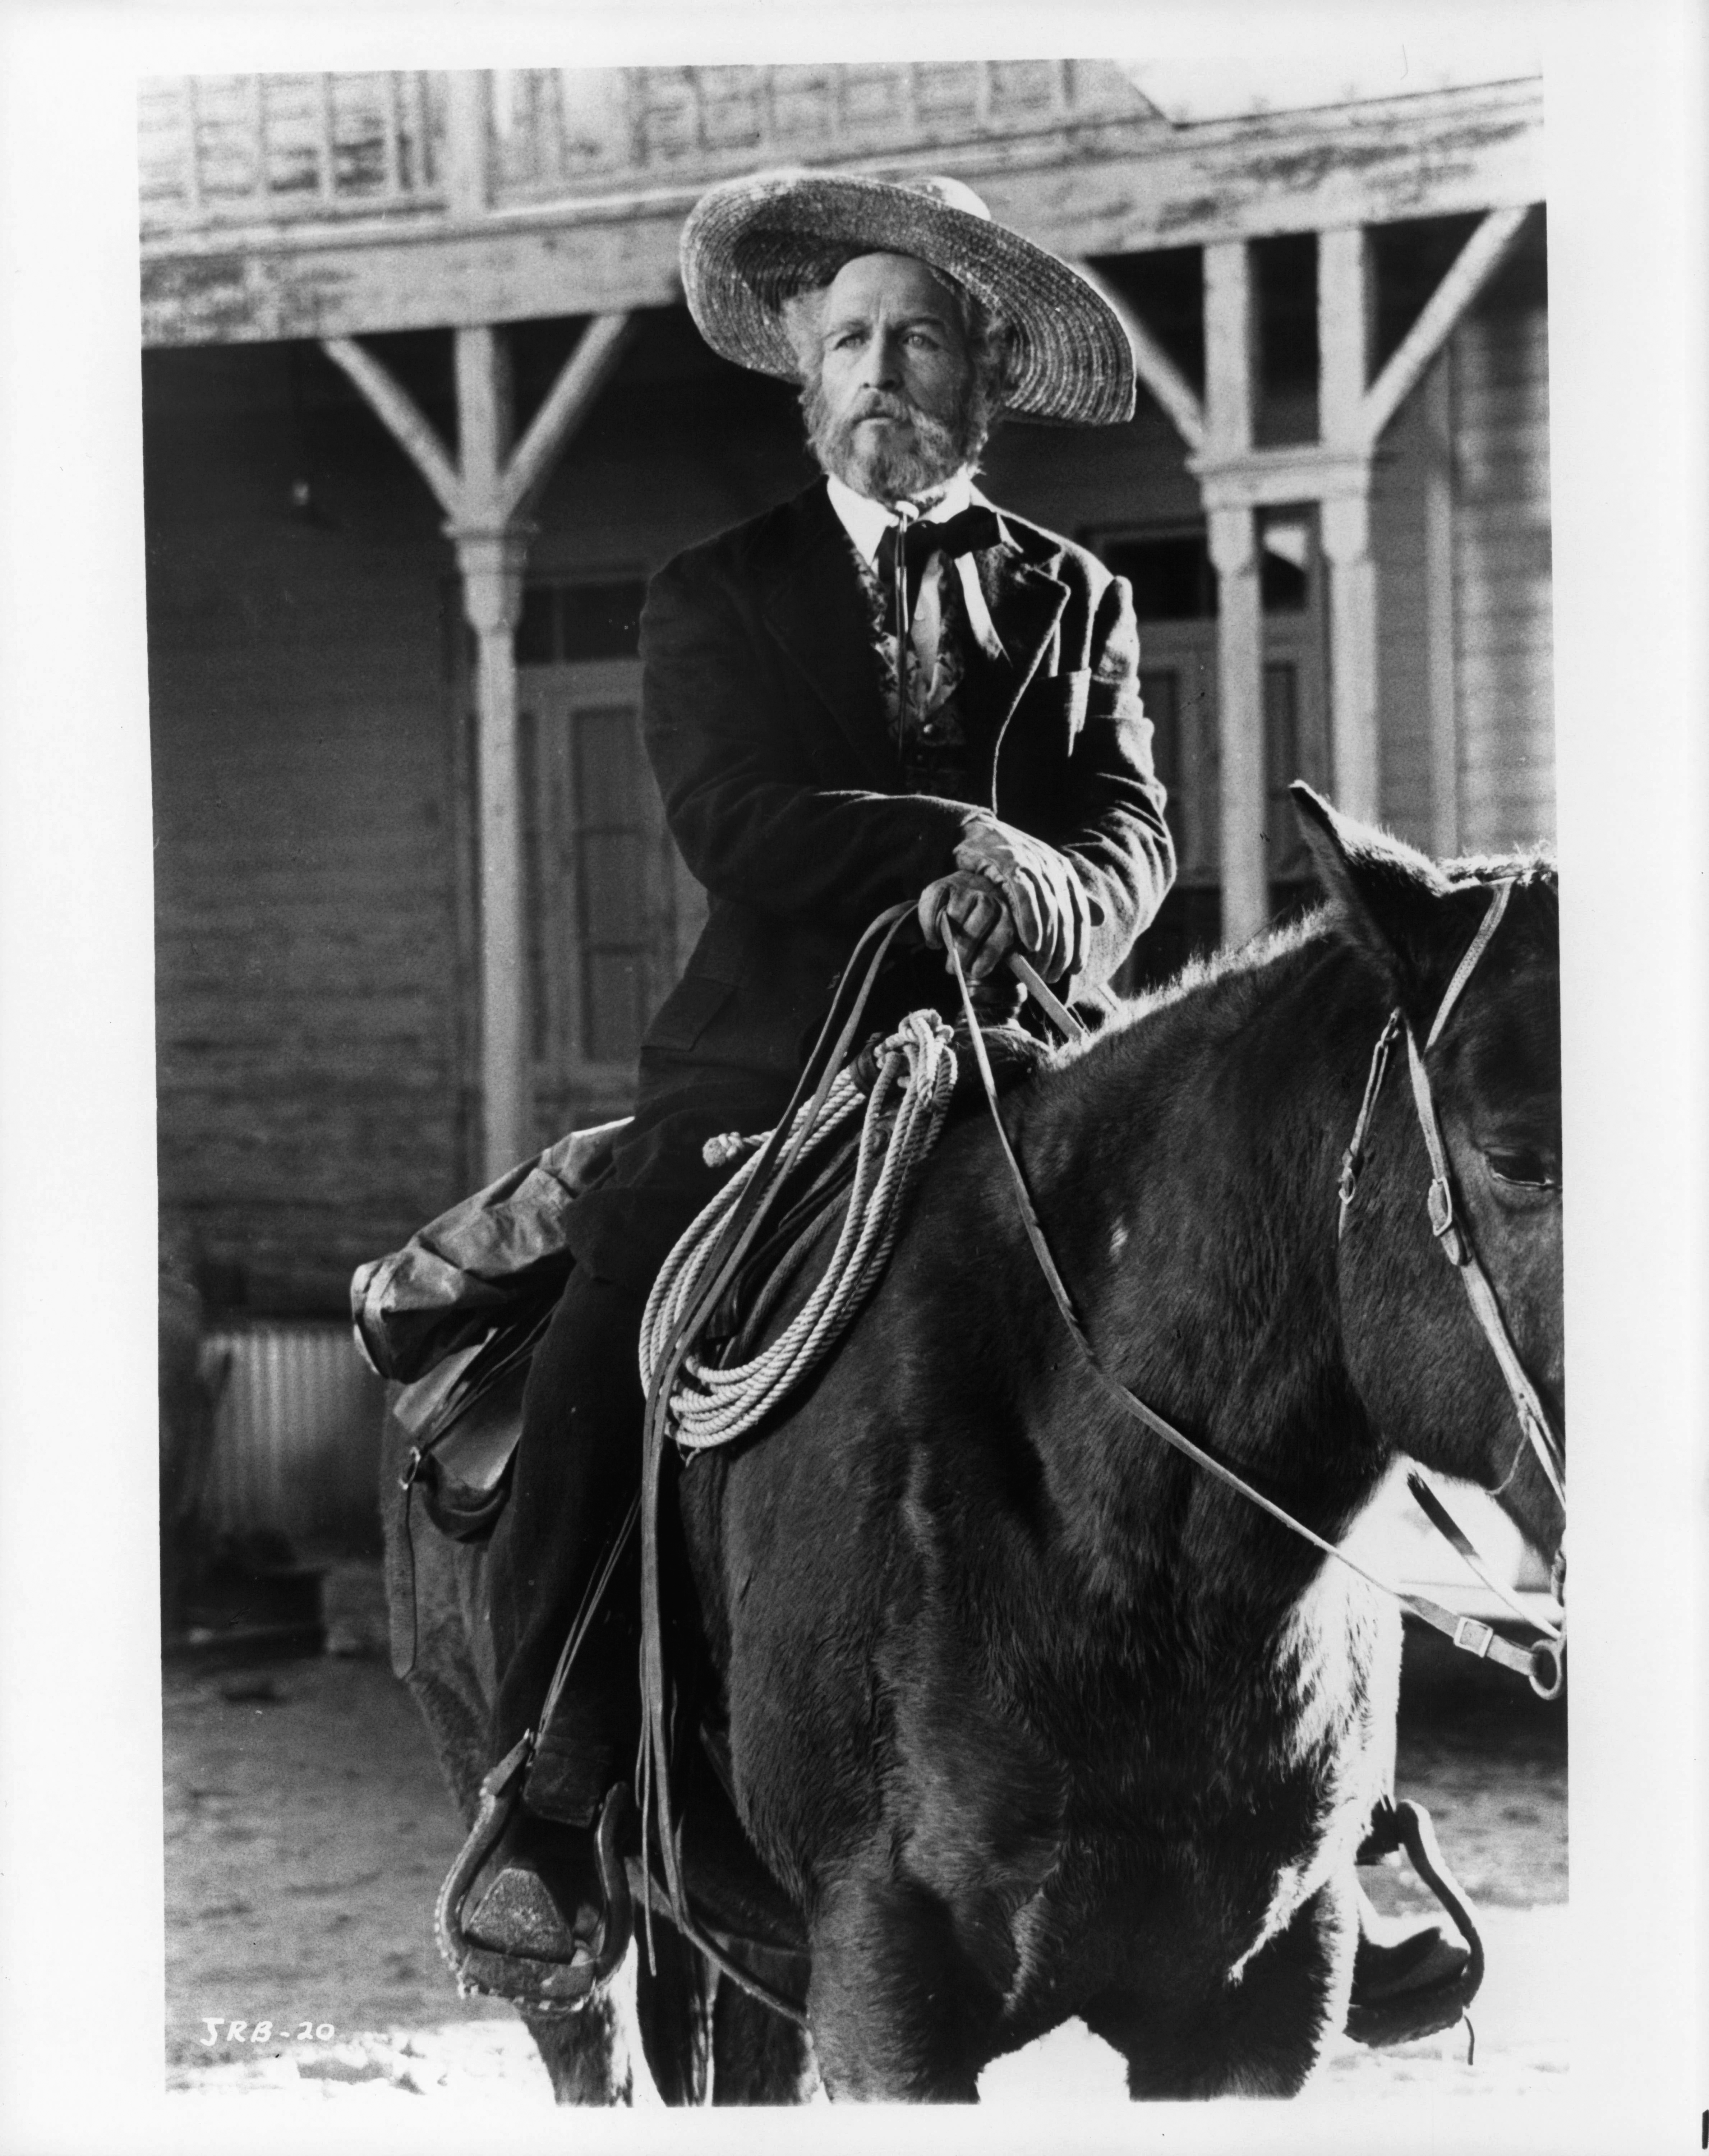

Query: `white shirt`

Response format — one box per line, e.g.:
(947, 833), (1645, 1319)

(824, 472), (1004, 664)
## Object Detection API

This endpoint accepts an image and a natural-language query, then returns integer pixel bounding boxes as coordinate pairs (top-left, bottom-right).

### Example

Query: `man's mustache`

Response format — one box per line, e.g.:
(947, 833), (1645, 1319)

(851, 393), (919, 423)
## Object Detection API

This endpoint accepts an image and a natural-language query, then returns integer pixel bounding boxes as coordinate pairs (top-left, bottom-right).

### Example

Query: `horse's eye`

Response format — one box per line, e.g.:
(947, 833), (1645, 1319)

(1486, 1148), (1557, 1190)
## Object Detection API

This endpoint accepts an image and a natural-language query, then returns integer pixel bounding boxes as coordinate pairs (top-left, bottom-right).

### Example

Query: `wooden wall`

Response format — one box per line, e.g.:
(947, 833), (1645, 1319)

(147, 342), (466, 1313)
(1371, 237), (1551, 860)
(1453, 267), (1554, 853)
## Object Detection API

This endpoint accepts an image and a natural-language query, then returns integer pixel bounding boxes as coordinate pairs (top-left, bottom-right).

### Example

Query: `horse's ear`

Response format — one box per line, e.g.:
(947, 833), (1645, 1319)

(1290, 783), (1474, 1018)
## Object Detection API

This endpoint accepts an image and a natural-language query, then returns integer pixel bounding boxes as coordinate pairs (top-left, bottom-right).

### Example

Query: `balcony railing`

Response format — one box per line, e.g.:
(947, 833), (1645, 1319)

(139, 72), (449, 231)
(138, 62), (1157, 239)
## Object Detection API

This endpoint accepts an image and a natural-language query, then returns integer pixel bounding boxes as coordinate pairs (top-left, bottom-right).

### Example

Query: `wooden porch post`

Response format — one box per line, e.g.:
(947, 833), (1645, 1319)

(1318, 487), (1379, 822)
(322, 307), (634, 1181)
(1318, 226), (1380, 824)
(1422, 358), (1460, 857)
(450, 515), (534, 1179)
(1203, 241), (1268, 946)
(450, 326), (531, 1178)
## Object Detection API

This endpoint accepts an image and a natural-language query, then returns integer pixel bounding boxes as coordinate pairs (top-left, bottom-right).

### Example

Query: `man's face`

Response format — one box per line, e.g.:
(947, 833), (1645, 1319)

(801, 252), (983, 505)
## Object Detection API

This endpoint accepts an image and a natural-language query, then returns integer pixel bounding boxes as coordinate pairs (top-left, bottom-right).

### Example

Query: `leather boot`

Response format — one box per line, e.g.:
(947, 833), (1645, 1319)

(463, 1806), (607, 1968)
(438, 1770), (634, 2013)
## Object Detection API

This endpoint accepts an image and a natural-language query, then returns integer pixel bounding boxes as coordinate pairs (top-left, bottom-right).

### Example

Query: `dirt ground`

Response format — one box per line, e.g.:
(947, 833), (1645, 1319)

(163, 1565), (1567, 2111)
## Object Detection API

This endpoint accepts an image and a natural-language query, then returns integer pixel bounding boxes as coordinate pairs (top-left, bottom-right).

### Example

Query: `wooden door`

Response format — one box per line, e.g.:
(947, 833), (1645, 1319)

(519, 658), (707, 1139)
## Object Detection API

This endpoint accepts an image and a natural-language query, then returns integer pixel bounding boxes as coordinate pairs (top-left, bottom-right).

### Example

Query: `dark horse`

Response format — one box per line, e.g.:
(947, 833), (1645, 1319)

(383, 789), (1563, 2102)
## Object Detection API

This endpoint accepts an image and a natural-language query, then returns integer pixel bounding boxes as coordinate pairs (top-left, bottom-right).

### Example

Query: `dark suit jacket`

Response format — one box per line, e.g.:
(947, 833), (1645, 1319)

(638, 478), (1175, 1086)
(566, 478), (1176, 1288)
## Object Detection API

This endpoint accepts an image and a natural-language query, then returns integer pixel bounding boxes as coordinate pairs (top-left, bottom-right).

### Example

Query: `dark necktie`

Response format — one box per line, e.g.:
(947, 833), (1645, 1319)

(875, 506), (1002, 718)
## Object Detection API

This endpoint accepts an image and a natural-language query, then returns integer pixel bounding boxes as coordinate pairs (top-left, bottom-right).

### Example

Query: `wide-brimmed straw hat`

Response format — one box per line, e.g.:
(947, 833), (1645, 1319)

(679, 168), (1135, 428)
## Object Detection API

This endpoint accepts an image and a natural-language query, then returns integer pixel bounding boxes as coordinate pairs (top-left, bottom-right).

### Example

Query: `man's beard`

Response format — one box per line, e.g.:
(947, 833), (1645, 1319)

(802, 375), (994, 505)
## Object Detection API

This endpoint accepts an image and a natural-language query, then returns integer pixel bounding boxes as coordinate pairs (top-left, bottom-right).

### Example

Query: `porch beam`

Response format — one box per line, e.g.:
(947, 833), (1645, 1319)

(1360, 204), (1531, 447)
(498, 312), (635, 522)
(319, 335), (461, 515)
(1201, 240), (1268, 949)
(1073, 261), (1204, 452)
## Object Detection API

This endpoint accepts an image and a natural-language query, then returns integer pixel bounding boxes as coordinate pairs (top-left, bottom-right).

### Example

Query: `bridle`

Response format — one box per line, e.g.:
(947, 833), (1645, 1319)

(1333, 876), (1566, 1690)
(1335, 878), (1566, 1519)
(949, 874), (1567, 1701)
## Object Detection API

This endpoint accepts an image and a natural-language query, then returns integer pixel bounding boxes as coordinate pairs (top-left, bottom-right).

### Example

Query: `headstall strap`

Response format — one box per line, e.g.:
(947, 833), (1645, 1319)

(1396, 879), (1567, 1512)
(1338, 1011), (1401, 1240)
(1425, 877), (1515, 1050)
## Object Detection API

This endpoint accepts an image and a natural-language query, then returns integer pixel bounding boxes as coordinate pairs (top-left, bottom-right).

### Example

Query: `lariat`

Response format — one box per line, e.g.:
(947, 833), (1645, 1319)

(640, 1010), (958, 1450)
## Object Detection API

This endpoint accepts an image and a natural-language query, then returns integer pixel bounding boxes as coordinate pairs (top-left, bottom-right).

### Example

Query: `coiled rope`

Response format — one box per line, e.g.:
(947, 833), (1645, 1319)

(639, 1008), (959, 1450)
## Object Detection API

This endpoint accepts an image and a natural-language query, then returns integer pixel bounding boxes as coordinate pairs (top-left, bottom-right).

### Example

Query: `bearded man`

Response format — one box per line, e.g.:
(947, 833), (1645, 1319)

(460, 169), (1464, 2043)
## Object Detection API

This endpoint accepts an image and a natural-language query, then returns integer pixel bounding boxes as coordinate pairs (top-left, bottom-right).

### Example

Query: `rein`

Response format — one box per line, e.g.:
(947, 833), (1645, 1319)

(945, 882), (1566, 1701)
(634, 901), (922, 2023)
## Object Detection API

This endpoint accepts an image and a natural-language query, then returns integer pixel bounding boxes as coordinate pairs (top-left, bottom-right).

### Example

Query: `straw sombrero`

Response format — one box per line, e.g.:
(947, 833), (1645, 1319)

(679, 169), (1135, 428)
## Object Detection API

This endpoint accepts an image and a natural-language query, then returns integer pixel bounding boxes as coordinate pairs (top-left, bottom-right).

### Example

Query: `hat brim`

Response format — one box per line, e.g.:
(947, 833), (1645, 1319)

(680, 169), (1136, 429)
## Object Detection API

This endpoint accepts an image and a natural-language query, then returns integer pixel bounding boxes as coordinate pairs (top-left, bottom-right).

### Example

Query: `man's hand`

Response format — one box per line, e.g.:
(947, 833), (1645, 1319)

(916, 869), (1016, 983)
(953, 817), (1088, 983)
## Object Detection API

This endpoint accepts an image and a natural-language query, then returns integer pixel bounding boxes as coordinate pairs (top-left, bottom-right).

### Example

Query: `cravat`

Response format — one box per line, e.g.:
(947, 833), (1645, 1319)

(875, 506), (1001, 719)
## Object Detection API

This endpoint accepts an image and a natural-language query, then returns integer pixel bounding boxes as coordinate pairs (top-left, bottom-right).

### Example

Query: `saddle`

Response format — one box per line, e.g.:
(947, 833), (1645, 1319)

(366, 1025), (1052, 1565)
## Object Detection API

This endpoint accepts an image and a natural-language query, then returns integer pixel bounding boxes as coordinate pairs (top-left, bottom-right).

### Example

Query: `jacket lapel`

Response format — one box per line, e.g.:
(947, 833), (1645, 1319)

(762, 484), (901, 790)
(968, 508), (1070, 742)
(759, 483), (1070, 796)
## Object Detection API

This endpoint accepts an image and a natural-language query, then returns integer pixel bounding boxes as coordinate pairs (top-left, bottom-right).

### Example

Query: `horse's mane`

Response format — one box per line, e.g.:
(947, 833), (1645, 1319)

(1035, 906), (1331, 1104)
(1115, 907), (1328, 1032)
(1442, 842), (1556, 889)
(1033, 839), (1557, 1106)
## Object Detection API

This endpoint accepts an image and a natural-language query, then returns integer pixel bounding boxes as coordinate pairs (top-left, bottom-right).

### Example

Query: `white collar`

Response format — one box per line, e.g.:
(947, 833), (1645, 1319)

(825, 471), (977, 567)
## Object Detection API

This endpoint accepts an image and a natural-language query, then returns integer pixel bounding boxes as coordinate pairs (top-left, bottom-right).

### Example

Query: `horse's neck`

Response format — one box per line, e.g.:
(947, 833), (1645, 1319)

(1017, 942), (1387, 1622)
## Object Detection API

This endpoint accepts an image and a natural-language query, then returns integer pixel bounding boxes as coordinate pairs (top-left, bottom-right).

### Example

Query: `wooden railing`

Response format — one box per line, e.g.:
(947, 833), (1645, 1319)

(139, 72), (449, 230)
(138, 62), (1156, 238)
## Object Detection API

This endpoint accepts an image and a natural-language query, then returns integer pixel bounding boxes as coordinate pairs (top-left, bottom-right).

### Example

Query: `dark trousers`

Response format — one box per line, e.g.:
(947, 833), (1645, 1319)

(488, 1268), (649, 1825)
(485, 1067), (793, 1826)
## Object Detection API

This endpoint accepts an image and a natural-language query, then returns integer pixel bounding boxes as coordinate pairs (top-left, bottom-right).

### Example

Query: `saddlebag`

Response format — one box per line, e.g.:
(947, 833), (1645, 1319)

(354, 1119), (628, 1548)
(351, 1118), (628, 1384)
(392, 1307), (553, 1542)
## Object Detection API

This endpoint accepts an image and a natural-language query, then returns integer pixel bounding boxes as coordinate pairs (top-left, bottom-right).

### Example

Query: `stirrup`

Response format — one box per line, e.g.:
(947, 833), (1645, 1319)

(435, 1745), (635, 2017)
(1345, 1798), (1485, 2047)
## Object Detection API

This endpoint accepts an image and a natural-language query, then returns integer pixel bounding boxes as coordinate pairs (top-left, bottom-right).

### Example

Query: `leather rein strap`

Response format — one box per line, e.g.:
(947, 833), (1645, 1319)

(946, 881), (1566, 1700)
(636, 902), (920, 2022)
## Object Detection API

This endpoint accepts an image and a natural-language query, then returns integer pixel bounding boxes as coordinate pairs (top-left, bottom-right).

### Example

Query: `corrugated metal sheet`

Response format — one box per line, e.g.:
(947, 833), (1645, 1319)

(201, 1319), (387, 1548)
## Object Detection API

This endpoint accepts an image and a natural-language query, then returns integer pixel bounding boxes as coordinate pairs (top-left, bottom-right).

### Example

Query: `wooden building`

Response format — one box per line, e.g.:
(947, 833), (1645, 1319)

(141, 61), (1553, 1319)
